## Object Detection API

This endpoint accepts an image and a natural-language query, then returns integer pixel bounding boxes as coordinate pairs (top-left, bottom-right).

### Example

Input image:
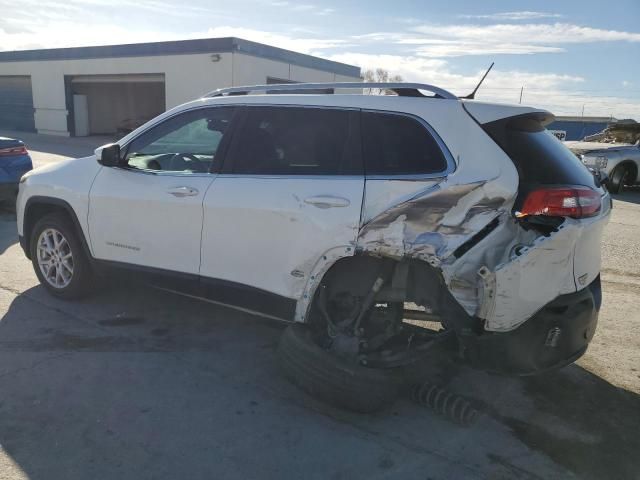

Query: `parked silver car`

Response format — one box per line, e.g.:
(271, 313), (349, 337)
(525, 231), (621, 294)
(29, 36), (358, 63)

(567, 141), (640, 193)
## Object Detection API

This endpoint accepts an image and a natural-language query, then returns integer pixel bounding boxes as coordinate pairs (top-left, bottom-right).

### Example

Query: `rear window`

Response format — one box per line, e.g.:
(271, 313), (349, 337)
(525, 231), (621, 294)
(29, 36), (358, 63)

(484, 117), (596, 188)
(362, 111), (448, 176)
(228, 106), (360, 175)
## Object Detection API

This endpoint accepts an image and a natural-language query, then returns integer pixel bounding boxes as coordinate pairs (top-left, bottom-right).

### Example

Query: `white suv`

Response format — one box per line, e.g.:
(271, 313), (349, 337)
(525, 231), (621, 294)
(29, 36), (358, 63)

(17, 82), (611, 411)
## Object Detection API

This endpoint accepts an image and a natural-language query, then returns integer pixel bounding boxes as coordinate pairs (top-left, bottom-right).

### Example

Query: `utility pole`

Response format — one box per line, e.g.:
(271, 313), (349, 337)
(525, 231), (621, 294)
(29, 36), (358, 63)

(519, 86), (523, 104)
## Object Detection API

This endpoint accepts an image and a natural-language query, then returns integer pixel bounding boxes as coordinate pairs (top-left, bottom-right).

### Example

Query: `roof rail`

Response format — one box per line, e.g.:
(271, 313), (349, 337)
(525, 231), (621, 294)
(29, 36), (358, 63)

(204, 82), (458, 100)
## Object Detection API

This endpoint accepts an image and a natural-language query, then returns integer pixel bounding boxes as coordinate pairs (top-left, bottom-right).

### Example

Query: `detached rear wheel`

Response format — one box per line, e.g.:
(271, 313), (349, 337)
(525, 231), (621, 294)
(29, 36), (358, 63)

(277, 324), (400, 413)
(30, 213), (94, 299)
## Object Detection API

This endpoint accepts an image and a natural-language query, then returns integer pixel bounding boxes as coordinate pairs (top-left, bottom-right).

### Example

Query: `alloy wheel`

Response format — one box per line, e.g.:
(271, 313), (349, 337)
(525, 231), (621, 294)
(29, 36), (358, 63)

(36, 228), (74, 288)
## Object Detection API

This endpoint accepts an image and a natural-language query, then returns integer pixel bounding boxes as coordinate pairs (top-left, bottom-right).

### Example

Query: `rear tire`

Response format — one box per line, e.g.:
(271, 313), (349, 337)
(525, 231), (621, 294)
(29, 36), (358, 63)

(608, 165), (630, 194)
(277, 324), (400, 413)
(30, 213), (94, 299)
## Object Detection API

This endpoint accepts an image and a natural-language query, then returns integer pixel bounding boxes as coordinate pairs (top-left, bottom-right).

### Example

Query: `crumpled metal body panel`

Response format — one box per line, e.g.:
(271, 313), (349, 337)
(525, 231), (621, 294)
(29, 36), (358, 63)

(358, 180), (511, 266)
(356, 177), (611, 332)
(477, 222), (580, 331)
(355, 174), (610, 334)
(295, 99), (608, 333)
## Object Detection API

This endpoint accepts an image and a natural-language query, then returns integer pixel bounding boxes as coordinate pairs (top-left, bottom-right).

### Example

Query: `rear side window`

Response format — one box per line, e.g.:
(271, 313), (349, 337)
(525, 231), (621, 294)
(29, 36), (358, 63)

(362, 112), (448, 176)
(484, 117), (596, 188)
(228, 107), (360, 175)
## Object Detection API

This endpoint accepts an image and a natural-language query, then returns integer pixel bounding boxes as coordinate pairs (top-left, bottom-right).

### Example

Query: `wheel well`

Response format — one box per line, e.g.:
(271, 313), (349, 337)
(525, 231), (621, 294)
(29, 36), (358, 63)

(619, 161), (638, 183)
(614, 160), (638, 183)
(23, 200), (80, 259)
(311, 254), (476, 333)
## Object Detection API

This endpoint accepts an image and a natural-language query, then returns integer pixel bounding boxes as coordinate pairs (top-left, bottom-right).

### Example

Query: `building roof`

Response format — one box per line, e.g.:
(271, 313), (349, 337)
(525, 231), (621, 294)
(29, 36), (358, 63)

(0, 37), (360, 77)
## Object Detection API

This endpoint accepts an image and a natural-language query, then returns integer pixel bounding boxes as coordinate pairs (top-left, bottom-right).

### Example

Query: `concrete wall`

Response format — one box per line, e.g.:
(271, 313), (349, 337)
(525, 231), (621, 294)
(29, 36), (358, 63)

(0, 53), (232, 135)
(0, 51), (360, 136)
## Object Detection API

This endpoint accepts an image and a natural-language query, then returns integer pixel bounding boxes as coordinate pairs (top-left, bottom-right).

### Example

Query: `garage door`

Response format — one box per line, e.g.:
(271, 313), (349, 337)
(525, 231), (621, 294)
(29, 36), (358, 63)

(0, 76), (35, 132)
(70, 74), (165, 136)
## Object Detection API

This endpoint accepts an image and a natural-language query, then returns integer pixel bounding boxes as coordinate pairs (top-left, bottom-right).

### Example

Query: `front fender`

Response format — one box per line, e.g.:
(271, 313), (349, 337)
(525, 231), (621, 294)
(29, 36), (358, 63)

(17, 156), (101, 254)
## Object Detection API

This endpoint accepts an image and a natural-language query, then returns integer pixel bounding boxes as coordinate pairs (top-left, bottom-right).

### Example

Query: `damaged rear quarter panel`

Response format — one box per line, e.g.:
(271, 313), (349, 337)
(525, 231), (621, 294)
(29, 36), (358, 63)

(356, 102), (522, 318)
(354, 101), (607, 333)
(478, 221), (580, 331)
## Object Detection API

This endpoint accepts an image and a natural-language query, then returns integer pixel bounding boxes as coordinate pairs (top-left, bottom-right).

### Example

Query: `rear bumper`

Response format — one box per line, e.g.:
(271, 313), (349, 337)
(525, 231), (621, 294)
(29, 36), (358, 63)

(0, 155), (32, 202)
(462, 276), (601, 375)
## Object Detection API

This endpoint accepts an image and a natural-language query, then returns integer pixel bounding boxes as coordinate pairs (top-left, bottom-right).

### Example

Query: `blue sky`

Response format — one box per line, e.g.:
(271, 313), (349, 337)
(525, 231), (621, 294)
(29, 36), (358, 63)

(1, 0), (639, 118)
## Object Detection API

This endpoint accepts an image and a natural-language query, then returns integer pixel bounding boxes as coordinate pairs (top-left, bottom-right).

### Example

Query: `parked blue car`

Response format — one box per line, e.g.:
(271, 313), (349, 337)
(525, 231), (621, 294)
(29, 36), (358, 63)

(0, 136), (33, 205)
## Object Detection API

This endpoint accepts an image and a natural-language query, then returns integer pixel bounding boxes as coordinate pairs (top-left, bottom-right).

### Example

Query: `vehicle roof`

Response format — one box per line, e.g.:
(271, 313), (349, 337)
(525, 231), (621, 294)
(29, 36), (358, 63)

(117, 92), (555, 146)
(188, 93), (551, 122)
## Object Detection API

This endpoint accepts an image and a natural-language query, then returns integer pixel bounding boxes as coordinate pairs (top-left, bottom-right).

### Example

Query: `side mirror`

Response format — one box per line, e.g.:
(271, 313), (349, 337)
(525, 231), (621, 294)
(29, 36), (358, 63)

(95, 143), (122, 167)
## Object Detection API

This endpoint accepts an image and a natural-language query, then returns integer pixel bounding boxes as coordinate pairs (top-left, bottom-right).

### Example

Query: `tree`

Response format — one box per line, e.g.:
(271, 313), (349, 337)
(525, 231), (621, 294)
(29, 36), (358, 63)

(361, 68), (403, 95)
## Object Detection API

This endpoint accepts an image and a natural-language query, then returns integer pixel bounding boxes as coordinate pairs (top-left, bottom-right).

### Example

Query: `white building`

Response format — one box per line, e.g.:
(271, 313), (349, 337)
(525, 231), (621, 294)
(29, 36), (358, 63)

(0, 37), (361, 137)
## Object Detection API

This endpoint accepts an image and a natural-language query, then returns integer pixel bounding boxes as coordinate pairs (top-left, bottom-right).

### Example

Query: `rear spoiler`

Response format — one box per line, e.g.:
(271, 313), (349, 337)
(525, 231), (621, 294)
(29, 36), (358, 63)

(463, 100), (554, 126)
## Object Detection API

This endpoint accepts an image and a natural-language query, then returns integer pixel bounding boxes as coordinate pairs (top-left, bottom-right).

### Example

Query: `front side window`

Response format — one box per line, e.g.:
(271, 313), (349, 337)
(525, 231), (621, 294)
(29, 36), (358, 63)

(362, 111), (448, 176)
(228, 107), (360, 175)
(125, 107), (235, 173)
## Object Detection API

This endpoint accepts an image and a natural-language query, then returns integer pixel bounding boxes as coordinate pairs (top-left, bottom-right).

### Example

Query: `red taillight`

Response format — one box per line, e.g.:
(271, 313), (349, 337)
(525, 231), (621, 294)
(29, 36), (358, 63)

(0, 146), (28, 156)
(518, 186), (601, 219)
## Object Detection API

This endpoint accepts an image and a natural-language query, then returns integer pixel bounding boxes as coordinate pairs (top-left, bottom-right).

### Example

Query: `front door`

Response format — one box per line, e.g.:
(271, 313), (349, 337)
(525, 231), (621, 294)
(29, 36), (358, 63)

(88, 106), (236, 277)
(200, 105), (364, 319)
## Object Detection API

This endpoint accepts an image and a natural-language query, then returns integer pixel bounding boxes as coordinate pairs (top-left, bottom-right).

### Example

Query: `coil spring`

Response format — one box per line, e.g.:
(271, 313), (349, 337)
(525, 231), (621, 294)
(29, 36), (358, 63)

(412, 382), (479, 427)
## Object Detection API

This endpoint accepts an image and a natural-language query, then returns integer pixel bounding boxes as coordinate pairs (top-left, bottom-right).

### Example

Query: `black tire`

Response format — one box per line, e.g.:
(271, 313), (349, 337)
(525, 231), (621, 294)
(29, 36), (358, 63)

(30, 212), (94, 299)
(277, 324), (400, 413)
(608, 165), (629, 194)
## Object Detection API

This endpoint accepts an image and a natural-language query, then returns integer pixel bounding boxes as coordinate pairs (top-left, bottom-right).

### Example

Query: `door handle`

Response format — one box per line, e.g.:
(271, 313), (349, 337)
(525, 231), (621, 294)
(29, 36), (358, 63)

(167, 186), (199, 197)
(304, 195), (350, 209)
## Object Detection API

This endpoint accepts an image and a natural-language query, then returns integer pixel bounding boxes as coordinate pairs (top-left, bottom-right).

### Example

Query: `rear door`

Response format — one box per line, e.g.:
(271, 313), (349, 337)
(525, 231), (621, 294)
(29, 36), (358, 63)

(356, 110), (457, 258)
(200, 105), (364, 319)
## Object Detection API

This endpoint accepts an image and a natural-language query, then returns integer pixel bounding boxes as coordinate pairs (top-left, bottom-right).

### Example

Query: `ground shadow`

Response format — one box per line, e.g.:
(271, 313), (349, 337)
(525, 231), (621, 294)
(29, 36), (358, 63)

(0, 282), (639, 479)
(0, 210), (17, 255)
(412, 355), (640, 480)
(612, 186), (640, 205)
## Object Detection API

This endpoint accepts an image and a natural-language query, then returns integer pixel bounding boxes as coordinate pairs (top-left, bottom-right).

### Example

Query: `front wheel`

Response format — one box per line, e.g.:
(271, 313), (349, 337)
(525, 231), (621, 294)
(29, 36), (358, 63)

(30, 213), (94, 299)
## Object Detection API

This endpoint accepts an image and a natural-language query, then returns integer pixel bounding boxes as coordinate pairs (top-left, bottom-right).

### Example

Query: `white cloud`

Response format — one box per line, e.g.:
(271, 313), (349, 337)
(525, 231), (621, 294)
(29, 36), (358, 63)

(353, 23), (640, 57)
(0, 23), (349, 54)
(412, 41), (564, 57)
(327, 52), (583, 92)
(265, 1), (334, 15)
(0, 15), (637, 119)
(413, 23), (640, 44)
(459, 11), (563, 21)
(326, 51), (640, 118)
(202, 26), (349, 53)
